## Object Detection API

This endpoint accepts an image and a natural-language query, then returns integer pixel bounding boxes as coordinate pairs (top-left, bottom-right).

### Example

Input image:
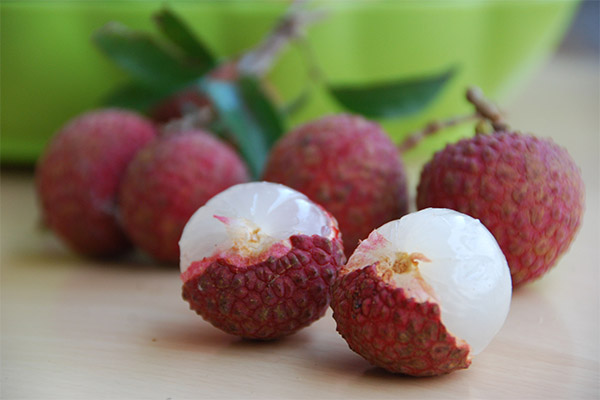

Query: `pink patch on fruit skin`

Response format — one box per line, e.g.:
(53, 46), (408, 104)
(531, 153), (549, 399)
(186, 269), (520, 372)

(180, 240), (292, 283)
(213, 215), (230, 225)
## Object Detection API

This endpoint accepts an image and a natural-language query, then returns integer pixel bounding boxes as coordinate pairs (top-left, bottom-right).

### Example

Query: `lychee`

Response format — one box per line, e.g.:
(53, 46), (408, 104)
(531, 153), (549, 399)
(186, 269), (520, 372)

(119, 130), (249, 263)
(35, 108), (157, 256)
(263, 114), (408, 256)
(416, 131), (584, 287)
(331, 208), (512, 376)
(180, 181), (345, 340)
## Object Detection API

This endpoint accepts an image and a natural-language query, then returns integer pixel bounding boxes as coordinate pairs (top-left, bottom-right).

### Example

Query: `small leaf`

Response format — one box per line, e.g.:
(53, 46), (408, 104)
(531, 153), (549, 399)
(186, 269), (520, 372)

(100, 82), (171, 112)
(153, 8), (215, 73)
(328, 68), (456, 119)
(93, 21), (202, 90)
(238, 77), (285, 148)
(201, 76), (285, 179)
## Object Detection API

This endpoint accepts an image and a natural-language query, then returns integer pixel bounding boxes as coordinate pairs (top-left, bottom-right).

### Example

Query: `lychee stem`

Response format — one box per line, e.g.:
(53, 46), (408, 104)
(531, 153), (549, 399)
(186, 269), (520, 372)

(397, 114), (478, 153)
(160, 106), (215, 136)
(398, 86), (509, 153)
(466, 86), (510, 132)
(159, 0), (326, 136)
(237, 0), (327, 77)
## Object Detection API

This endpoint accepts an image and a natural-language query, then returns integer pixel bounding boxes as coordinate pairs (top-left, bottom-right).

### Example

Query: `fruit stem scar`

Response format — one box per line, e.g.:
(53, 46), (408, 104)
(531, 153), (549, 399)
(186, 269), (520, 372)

(214, 214), (274, 257)
(391, 252), (430, 274)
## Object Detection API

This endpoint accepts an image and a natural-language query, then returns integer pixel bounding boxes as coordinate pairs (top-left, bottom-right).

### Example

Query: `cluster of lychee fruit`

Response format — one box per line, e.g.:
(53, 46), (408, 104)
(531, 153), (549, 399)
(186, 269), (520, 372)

(36, 108), (250, 264)
(36, 89), (584, 377)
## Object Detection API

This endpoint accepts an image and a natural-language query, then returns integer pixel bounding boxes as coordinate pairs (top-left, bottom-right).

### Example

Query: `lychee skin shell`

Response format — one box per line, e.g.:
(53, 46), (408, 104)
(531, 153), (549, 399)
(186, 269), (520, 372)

(263, 114), (408, 256)
(416, 132), (584, 288)
(35, 109), (157, 256)
(331, 265), (471, 377)
(119, 131), (249, 263)
(182, 235), (345, 340)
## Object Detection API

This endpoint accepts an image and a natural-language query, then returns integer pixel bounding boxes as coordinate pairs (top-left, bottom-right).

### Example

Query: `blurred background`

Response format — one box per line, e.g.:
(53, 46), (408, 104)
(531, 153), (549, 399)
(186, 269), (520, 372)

(0, 0), (598, 166)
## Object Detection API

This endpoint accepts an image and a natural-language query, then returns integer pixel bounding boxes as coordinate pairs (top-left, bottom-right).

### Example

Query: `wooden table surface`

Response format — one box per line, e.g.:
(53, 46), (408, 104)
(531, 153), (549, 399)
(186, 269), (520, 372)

(2, 53), (599, 399)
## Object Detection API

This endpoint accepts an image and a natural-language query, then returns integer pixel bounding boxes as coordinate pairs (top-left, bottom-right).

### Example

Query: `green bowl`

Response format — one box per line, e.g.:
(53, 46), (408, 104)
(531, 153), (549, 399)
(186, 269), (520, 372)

(0, 0), (578, 164)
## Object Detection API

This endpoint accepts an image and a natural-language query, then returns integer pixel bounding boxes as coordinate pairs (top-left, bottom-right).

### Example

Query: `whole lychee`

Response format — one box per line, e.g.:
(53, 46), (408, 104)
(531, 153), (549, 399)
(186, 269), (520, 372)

(35, 109), (157, 256)
(416, 131), (584, 288)
(119, 130), (249, 263)
(331, 208), (512, 376)
(180, 182), (345, 340)
(263, 114), (408, 256)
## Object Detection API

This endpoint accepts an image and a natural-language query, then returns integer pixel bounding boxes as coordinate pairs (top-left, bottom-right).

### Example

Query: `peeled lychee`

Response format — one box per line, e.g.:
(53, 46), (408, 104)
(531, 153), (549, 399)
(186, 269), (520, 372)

(119, 130), (249, 263)
(417, 131), (584, 287)
(180, 182), (345, 340)
(331, 208), (512, 376)
(35, 109), (157, 256)
(263, 114), (408, 256)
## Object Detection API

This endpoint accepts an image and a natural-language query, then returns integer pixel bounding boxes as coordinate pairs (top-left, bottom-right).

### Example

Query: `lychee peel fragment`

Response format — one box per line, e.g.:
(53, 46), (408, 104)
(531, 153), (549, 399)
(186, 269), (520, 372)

(183, 234), (344, 340)
(332, 265), (471, 377)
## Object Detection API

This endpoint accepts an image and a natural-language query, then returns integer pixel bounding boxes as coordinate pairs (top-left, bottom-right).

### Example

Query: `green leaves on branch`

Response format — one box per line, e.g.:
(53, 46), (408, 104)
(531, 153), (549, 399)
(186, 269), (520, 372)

(94, 9), (216, 108)
(94, 8), (286, 179)
(201, 76), (285, 180)
(93, 22), (202, 91)
(94, 6), (454, 178)
(328, 68), (455, 119)
(153, 9), (215, 71)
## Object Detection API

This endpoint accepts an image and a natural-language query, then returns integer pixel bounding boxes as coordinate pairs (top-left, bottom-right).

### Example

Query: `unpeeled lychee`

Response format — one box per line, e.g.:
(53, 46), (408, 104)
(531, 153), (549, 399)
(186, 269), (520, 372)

(331, 208), (512, 376)
(263, 114), (408, 256)
(180, 182), (345, 340)
(119, 130), (249, 263)
(417, 131), (584, 287)
(35, 109), (157, 256)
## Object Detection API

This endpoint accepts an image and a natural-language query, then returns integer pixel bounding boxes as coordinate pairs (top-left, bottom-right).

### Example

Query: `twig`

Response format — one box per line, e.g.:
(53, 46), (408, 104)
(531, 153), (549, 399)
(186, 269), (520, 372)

(398, 114), (479, 153)
(398, 86), (509, 153)
(237, 0), (327, 77)
(161, 106), (215, 136)
(466, 86), (509, 131)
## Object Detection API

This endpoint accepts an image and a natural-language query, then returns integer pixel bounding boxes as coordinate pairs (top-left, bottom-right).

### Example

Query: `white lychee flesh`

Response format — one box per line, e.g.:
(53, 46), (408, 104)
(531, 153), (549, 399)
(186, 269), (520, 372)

(179, 181), (336, 273)
(346, 208), (512, 355)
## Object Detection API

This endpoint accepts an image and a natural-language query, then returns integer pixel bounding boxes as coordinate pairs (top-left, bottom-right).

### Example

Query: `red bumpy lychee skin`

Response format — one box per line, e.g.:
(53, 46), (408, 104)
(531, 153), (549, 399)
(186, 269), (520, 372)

(331, 265), (470, 376)
(182, 234), (345, 340)
(35, 109), (157, 256)
(118, 130), (249, 263)
(262, 114), (408, 256)
(416, 131), (585, 287)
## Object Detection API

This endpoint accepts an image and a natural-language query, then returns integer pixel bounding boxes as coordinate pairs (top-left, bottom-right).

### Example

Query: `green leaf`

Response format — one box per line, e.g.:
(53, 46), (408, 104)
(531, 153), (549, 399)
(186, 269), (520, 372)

(328, 68), (456, 119)
(201, 76), (285, 179)
(93, 21), (202, 90)
(100, 82), (171, 112)
(237, 77), (285, 148)
(153, 8), (215, 73)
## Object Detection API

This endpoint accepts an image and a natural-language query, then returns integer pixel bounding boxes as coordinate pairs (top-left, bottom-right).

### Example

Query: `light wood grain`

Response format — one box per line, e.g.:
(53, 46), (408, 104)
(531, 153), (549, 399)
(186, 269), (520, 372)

(1, 53), (599, 400)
